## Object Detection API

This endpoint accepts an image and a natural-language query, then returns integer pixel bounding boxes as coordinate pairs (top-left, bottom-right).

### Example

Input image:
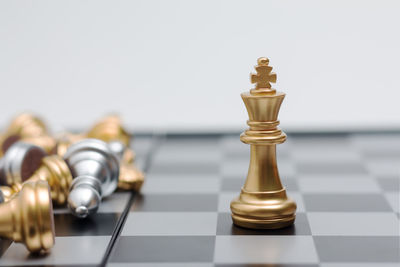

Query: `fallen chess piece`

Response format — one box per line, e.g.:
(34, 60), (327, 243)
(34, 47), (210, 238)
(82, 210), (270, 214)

(0, 141), (46, 185)
(86, 114), (131, 146)
(230, 57), (297, 229)
(0, 113), (56, 156)
(0, 184), (21, 202)
(64, 139), (119, 218)
(55, 114), (130, 156)
(108, 141), (144, 191)
(56, 115), (145, 191)
(0, 180), (55, 252)
(118, 161), (144, 191)
(0, 142), (72, 205)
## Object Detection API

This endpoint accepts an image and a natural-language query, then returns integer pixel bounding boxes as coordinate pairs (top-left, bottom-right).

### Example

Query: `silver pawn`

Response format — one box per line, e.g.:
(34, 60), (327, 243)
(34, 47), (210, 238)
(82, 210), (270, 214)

(64, 139), (119, 218)
(0, 142), (46, 185)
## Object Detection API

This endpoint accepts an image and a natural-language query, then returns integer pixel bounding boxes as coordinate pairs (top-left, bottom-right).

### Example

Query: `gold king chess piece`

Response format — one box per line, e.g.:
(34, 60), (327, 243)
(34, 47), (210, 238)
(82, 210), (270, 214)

(230, 57), (297, 229)
(0, 180), (55, 252)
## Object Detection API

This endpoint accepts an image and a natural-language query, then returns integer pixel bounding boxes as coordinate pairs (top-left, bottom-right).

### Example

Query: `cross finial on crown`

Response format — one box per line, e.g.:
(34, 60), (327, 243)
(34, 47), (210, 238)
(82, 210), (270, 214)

(250, 57), (277, 90)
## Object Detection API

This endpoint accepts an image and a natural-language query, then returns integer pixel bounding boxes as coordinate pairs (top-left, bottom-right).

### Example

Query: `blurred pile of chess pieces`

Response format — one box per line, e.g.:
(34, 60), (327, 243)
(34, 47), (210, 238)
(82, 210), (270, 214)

(0, 113), (144, 253)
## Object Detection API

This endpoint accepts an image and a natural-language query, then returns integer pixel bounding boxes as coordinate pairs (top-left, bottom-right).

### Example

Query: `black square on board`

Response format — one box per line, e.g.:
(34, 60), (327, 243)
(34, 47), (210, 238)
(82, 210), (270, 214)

(54, 213), (121, 236)
(314, 236), (400, 262)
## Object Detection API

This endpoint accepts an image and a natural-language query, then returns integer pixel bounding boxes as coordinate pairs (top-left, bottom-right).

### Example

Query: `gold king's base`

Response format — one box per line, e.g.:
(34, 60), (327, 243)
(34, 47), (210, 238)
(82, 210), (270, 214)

(230, 144), (297, 229)
(231, 189), (296, 229)
(230, 57), (297, 230)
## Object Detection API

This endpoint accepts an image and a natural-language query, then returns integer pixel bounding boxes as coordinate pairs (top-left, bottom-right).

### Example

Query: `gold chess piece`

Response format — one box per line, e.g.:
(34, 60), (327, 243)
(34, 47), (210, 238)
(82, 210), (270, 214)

(118, 162), (144, 191)
(0, 184), (21, 202)
(55, 115), (144, 191)
(54, 132), (85, 158)
(26, 155), (73, 205)
(0, 113), (56, 155)
(56, 114), (135, 160)
(230, 57), (297, 229)
(118, 148), (144, 191)
(1, 142), (72, 205)
(0, 180), (55, 252)
(86, 115), (131, 146)
(56, 115), (132, 155)
(108, 141), (144, 191)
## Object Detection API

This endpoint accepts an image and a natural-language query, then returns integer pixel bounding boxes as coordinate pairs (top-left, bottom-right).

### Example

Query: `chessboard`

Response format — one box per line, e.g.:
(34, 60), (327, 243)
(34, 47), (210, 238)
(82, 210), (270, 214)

(0, 132), (399, 266)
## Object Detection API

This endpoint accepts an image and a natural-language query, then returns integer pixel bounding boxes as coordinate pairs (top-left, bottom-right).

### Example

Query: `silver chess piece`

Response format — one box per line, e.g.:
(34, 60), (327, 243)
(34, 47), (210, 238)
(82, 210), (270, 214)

(108, 140), (125, 161)
(64, 139), (119, 218)
(0, 142), (46, 185)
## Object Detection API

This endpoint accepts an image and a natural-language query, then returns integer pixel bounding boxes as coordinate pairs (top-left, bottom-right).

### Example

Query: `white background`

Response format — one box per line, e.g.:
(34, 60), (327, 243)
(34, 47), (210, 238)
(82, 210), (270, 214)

(0, 0), (399, 133)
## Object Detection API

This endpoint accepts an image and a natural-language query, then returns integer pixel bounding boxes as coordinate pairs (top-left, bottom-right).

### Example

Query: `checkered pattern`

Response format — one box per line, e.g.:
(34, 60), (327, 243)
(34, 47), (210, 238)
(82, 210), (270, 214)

(107, 133), (399, 267)
(0, 133), (399, 266)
